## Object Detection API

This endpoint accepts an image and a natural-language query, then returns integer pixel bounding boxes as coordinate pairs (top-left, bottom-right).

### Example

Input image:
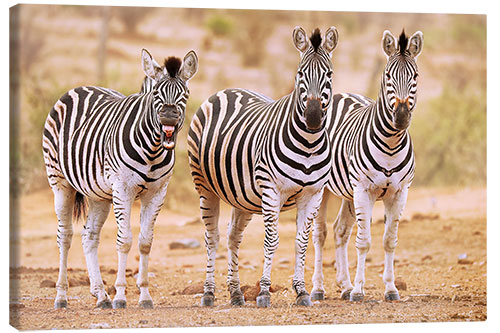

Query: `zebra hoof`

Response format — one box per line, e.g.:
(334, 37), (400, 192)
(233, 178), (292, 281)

(295, 293), (312, 307)
(350, 292), (364, 302)
(230, 291), (245, 306)
(310, 290), (325, 301)
(256, 292), (271, 308)
(112, 299), (127, 309)
(54, 299), (68, 309)
(139, 300), (154, 309)
(96, 299), (112, 309)
(385, 291), (400, 301)
(340, 289), (352, 300)
(201, 292), (215, 307)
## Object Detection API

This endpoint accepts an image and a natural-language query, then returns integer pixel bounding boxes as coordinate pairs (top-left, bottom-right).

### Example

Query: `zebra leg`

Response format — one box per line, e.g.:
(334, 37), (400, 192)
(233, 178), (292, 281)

(311, 191), (330, 301)
(257, 187), (281, 308)
(199, 191), (220, 307)
(292, 189), (324, 306)
(51, 182), (76, 309)
(382, 187), (409, 301)
(136, 183), (169, 309)
(334, 199), (355, 300)
(227, 208), (253, 306)
(111, 191), (135, 309)
(81, 199), (112, 309)
(351, 188), (376, 302)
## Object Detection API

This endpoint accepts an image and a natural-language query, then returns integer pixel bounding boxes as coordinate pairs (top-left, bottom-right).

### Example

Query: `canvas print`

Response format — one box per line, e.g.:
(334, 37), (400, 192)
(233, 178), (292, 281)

(9, 3), (486, 330)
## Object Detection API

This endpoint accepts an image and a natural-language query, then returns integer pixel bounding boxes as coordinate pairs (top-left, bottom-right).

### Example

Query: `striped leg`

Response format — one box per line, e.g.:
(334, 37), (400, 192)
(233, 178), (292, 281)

(200, 191), (220, 307)
(81, 199), (112, 309)
(311, 191), (330, 301)
(136, 183), (169, 309)
(334, 199), (355, 300)
(111, 190), (135, 309)
(227, 208), (253, 306)
(51, 181), (76, 309)
(351, 188), (376, 301)
(382, 187), (408, 301)
(293, 188), (324, 306)
(256, 187), (281, 308)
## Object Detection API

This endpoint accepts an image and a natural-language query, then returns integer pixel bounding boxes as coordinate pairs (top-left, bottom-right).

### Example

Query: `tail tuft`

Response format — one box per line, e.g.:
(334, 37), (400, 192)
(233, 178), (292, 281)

(73, 192), (88, 223)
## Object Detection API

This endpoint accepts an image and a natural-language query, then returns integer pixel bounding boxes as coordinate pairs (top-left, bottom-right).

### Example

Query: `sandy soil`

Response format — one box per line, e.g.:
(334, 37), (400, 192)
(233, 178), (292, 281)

(9, 187), (486, 330)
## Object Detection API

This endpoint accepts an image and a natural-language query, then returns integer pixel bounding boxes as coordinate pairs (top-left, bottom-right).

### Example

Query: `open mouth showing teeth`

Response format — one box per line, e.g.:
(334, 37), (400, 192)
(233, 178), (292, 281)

(161, 124), (177, 150)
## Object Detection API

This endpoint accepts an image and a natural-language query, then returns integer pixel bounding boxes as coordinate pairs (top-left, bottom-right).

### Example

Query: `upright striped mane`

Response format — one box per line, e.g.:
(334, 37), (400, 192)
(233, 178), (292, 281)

(310, 28), (322, 52)
(164, 56), (182, 77)
(398, 30), (408, 54)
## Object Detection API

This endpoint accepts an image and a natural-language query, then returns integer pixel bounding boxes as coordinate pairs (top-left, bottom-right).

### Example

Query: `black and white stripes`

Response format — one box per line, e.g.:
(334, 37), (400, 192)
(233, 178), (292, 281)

(310, 30), (423, 302)
(42, 49), (198, 309)
(187, 26), (338, 307)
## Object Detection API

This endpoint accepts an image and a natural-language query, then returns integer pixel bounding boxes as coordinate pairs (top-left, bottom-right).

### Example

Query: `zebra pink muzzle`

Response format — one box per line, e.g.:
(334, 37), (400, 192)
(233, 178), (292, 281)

(161, 125), (177, 149)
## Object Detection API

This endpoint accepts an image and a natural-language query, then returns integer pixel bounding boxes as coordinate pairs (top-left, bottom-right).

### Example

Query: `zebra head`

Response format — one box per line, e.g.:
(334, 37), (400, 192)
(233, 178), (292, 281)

(141, 49), (198, 150)
(293, 26), (338, 132)
(381, 29), (423, 131)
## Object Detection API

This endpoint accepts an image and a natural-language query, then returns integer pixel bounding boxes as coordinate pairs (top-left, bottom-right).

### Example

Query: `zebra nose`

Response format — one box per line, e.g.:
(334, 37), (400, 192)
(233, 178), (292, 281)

(159, 105), (180, 126)
(394, 97), (410, 110)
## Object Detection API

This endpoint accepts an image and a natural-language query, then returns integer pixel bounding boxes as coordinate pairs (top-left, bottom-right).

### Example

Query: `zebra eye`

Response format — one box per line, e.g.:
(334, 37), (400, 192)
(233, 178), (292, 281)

(386, 72), (391, 80)
(297, 71), (304, 78)
(326, 71), (333, 79)
(413, 73), (419, 80)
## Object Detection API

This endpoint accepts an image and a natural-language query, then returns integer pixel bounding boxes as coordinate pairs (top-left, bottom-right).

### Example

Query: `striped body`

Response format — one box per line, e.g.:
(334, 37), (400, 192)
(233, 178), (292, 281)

(188, 27), (339, 308)
(311, 30), (423, 302)
(42, 49), (198, 309)
(43, 86), (174, 202)
(325, 92), (415, 200)
(189, 88), (331, 214)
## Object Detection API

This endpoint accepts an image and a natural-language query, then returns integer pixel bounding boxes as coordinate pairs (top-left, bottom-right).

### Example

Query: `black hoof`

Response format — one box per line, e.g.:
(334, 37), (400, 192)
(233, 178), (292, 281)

(340, 289), (352, 300)
(96, 299), (112, 309)
(139, 300), (154, 309)
(385, 291), (400, 301)
(295, 293), (312, 306)
(112, 299), (126, 309)
(201, 292), (215, 307)
(350, 292), (364, 302)
(54, 300), (68, 309)
(311, 290), (324, 301)
(230, 291), (245, 306)
(256, 292), (271, 308)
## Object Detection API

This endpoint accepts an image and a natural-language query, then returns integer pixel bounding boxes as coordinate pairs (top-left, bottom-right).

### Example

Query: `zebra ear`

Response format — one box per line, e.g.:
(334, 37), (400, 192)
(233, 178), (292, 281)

(180, 50), (198, 82)
(293, 26), (309, 53)
(382, 30), (397, 58)
(408, 31), (423, 59)
(323, 26), (339, 54)
(142, 49), (162, 80)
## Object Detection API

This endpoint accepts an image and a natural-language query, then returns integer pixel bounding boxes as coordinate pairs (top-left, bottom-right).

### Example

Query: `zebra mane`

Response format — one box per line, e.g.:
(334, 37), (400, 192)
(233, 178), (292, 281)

(164, 56), (182, 77)
(398, 29), (408, 54)
(310, 28), (322, 52)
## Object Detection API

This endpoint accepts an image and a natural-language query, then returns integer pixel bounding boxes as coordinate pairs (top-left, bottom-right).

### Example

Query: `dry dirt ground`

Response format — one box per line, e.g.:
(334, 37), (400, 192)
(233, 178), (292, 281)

(9, 187), (486, 330)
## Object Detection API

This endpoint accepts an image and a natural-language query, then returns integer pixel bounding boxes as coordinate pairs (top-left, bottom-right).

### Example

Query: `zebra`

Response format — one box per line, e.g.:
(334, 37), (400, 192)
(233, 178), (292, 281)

(310, 29), (423, 302)
(42, 48), (198, 309)
(187, 26), (338, 308)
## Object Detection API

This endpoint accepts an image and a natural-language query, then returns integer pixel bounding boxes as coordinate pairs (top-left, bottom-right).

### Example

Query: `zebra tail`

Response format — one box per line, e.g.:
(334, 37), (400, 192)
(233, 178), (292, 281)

(73, 192), (88, 223)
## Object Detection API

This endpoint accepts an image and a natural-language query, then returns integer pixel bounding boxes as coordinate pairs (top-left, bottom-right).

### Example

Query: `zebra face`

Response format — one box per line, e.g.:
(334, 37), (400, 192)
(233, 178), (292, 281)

(293, 26), (338, 132)
(382, 30), (423, 131)
(142, 49), (198, 150)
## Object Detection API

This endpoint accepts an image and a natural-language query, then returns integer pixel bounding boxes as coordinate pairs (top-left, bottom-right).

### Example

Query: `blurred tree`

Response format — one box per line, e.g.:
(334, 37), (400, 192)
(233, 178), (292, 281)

(113, 6), (153, 36)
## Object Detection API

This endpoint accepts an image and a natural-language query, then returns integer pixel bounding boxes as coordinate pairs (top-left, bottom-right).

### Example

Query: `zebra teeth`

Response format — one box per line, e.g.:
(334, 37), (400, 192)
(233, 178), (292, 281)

(162, 125), (176, 138)
(163, 141), (175, 149)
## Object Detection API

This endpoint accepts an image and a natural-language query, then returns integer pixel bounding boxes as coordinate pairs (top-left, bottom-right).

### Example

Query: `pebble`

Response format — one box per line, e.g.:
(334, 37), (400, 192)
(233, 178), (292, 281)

(90, 323), (110, 329)
(395, 276), (407, 291)
(169, 239), (201, 250)
(40, 279), (56, 288)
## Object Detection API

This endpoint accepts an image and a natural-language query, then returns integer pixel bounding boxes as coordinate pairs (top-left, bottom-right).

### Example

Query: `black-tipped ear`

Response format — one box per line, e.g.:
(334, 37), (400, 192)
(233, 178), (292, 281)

(323, 26), (339, 54)
(408, 31), (424, 59)
(142, 49), (162, 80)
(382, 30), (397, 58)
(293, 26), (309, 53)
(180, 50), (198, 82)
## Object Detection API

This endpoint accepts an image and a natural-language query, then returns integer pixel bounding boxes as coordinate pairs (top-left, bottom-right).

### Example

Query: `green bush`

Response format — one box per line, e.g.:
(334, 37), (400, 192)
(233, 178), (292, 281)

(205, 14), (234, 37)
(411, 84), (486, 186)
